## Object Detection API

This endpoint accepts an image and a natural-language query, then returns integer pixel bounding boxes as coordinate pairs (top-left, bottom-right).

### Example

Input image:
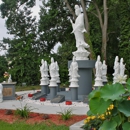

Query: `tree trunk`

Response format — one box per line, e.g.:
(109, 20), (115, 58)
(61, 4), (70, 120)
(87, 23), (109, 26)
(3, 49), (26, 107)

(101, 0), (108, 61)
(93, 0), (108, 61)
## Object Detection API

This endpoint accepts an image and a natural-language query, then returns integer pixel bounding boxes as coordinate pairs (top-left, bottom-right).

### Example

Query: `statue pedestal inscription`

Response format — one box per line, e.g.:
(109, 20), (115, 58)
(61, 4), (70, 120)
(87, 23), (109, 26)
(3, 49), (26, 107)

(1, 82), (16, 100)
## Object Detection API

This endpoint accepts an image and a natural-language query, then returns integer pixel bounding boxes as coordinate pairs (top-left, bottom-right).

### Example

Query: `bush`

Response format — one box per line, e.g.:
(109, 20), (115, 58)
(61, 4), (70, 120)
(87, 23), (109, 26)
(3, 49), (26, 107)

(83, 78), (130, 130)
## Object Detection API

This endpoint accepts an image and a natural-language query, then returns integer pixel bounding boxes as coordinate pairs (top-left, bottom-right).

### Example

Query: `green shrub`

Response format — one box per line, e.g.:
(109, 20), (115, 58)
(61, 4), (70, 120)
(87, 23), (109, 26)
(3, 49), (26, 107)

(83, 78), (130, 130)
(14, 103), (34, 118)
(58, 108), (73, 121)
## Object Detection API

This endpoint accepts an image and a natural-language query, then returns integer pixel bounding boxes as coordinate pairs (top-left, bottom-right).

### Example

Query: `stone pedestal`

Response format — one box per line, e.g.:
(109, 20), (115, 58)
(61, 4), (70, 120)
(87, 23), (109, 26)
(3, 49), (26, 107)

(1, 82), (16, 100)
(49, 78), (57, 99)
(70, 87), (78, 101)
(41, 85), (48, 95)
(68, 60), (95, 95)
(94, 77), (104, 87)
(49, 87), (57, 99)
(57, 83), (60, 92)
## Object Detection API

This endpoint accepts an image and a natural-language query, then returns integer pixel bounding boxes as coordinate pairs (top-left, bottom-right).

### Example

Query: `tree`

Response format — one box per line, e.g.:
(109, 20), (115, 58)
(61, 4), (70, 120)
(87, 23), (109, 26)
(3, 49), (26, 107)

(0, 56), (8, 82)
(118, 0), (130, 77)
(0, 0), (40, 85)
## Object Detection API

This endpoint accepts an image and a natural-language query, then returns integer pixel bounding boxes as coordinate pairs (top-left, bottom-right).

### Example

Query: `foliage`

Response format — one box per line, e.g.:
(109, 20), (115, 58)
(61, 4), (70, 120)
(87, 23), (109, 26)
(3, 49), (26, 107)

(118, 0), (130, 77)
(14, 102), (35, 118)
(83, 78), (130, 130)
(58, 106), (73, 120)
(0, 0), (41, 85)
(0, 121), (69, 130)
(0, 56), (8, 82)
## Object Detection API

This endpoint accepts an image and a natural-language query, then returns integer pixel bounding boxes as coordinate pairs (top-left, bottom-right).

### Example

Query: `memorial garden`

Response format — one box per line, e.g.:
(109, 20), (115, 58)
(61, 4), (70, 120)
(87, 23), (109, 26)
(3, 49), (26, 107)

(0, 0), (130, 130)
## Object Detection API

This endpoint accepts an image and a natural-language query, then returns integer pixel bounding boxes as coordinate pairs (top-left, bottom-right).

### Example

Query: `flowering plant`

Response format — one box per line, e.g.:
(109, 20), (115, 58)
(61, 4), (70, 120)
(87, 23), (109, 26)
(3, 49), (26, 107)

(83, 78), (130, 130)
(3, 72), (9, 81)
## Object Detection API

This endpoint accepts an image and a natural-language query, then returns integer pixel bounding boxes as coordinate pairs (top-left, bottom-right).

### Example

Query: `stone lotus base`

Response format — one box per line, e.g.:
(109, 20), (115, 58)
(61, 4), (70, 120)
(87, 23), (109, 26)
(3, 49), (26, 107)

(72, 44), (90, 60)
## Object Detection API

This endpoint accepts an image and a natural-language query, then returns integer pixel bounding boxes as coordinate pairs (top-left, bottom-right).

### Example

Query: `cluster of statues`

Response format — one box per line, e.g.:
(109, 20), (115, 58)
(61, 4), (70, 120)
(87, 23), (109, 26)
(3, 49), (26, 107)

(94, 55), (107, 87)
(40, 57), (60, 86)
(113, 56), (127, 84)
(94, 55), (127, 87)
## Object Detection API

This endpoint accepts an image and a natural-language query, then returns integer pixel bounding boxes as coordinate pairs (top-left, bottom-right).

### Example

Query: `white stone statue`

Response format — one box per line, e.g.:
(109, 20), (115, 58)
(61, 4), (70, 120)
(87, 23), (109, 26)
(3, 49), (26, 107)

(118, 58), (127, 84)
(40, 59), (45, 79)
(69, 56), (80, 87)
(55, 61), (60, 83)
(40, 59), (49, 85)
(70, 5), (90, 60)
(49, 57), (57, 87)
(113, 56), (120, 77)
(44, 61), (49, 77)
(102, 60), (108, 82)
(113, 56), (120, 84)
(94, 55), (103, 87)
(49, 57), (56, 79)
(95, 55), (102, 78)
(120, 58), (126, 76)
(70, 56), (80, 78)
(0, 84), (3, 102)
(8, 74), (12, 83)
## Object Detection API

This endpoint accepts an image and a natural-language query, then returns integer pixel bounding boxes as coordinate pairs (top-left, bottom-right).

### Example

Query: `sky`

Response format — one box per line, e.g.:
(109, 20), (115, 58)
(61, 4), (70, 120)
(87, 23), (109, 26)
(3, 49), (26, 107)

(0, 0), (60, 55)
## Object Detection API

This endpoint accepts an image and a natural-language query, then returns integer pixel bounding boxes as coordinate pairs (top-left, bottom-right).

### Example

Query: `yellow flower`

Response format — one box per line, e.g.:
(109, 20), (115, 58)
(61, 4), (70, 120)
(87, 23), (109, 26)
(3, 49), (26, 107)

(91, 116), (96, 120)
(108, 111), (111, 115)
(101, 116), (105, 120)
(110, 104), (114, 110)
(87, 116), (91, 120)
(105, 112), (108, 115)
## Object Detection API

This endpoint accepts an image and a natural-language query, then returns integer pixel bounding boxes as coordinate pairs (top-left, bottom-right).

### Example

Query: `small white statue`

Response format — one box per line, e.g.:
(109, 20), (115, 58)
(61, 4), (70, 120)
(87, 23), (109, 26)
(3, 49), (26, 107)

(8, 74), (12, 83)
(55, 61), (60, 83)
(102, 60), (107, 76)
(70, 56), (80, 78)
(95, 55), (102, 78)
(120, 58), (126, 77)
(102, 60), (108, 82)
(44, 61), (49, 77)
(49, 57), (56, 79)
(0, 84), (3, 102)
(113, 56), (120, 77)
(69, 56), (80, 87)
(40, 59), (45, 79)
(94, 55), (103, 87)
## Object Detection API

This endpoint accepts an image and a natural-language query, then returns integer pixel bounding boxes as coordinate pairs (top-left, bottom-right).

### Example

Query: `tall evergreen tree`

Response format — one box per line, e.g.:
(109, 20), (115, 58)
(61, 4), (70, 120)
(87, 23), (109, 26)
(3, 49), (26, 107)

(0, 0), (40, 85)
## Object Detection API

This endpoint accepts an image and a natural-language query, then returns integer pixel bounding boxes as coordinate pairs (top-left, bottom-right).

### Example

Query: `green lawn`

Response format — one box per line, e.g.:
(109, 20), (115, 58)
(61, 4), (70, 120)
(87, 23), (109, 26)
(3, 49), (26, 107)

(0, 121), (69, 130)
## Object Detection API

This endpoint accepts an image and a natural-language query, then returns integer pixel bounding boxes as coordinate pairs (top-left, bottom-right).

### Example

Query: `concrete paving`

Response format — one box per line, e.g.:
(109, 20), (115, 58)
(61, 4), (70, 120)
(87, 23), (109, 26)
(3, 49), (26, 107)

(0, 90), (89, 115)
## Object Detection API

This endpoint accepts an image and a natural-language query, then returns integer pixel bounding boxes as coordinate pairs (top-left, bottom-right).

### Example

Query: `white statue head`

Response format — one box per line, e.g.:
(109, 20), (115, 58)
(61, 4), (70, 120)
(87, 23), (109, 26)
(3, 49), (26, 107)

(97, 55), (100, 61)
(72, 56), (76, 62)
(51, 57), (54, 63)
(103, 60), (106, 64)
(41, 59), (44, 64)
(75, 5), (81, 16)
(115, 56), (119, 62)
(120, 58), (123, 63)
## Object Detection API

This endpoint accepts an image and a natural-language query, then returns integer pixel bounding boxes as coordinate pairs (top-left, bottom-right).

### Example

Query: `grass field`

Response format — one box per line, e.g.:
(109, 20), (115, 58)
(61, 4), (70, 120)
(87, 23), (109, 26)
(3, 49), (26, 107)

(0, 121), (69, 130)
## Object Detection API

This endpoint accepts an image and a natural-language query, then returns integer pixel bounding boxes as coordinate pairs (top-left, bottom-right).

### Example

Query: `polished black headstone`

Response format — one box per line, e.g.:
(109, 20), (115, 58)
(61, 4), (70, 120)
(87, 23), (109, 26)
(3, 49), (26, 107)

(51, 95), (65, 103)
